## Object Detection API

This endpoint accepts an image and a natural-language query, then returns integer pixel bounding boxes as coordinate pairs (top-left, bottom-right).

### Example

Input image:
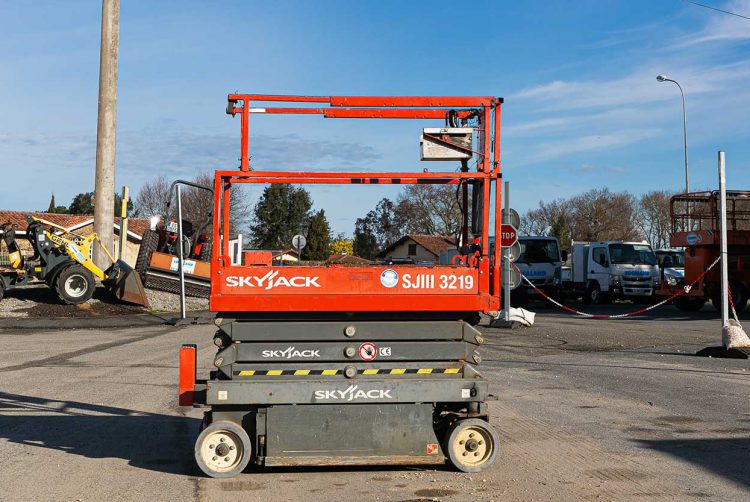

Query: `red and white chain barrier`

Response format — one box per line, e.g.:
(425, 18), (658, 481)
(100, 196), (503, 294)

(510, 256), (722, 320)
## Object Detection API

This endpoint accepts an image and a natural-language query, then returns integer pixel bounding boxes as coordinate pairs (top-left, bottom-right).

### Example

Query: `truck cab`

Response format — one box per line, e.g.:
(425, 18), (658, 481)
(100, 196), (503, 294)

(512, 236), (563, 307)
(654, 248), (685, 287)
(571, 241), (659, 303)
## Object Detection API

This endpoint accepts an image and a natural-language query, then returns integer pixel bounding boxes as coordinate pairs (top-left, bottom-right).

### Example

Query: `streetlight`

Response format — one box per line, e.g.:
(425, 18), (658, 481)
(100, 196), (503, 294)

(656, 75), (689, 194)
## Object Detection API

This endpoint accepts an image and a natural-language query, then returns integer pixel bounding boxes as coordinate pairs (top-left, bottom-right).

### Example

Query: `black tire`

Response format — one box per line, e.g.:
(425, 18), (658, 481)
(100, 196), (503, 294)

(510, 289), (529, 309)
(195, 421), (252, 478)
(674, 296), (706, 312)
(444, 418), (498, 473)
(54, 264), (96, 305)
(44, 263), (68, 288)
(712, 282), (748, 313)
(135, 229), (159, 279)
(585, 282), (602, 304)
(198, 241), (213, 263)
(0, 280), (5, 302)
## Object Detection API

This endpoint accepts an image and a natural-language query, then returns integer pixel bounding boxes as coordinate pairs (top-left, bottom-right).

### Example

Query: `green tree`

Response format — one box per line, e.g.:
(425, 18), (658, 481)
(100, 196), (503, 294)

(250, 184), (312, 249)
(68, 192), (95, 214)
(68, 191), (133, 216)
(305, 209), (331, 260)
(352, 198), (403, 259)
(44, 193), (69, 214)
(550, 213), (571, 252)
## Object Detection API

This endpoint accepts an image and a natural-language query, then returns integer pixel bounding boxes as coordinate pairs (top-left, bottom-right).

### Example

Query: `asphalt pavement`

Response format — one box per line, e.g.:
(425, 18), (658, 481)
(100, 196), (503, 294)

(0, 302), (748, 501)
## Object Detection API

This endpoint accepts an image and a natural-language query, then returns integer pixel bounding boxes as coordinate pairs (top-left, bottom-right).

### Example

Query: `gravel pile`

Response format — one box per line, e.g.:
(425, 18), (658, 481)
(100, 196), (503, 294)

(145, 288), (209, 313)
(0, 282), (208, 318)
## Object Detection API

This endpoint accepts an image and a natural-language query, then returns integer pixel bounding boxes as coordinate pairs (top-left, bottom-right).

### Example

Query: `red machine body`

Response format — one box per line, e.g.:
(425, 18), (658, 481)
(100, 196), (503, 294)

(209, 95), (504, 315)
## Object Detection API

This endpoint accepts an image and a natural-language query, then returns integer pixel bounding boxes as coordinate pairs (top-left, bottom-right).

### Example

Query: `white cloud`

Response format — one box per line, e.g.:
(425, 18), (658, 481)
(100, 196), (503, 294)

(674, 0), (750, 47)
(525, 129), (660, 164)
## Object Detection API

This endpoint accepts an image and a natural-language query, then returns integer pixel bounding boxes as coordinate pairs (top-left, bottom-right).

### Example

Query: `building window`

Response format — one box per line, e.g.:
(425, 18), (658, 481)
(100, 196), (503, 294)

(408, 243), (417, 256)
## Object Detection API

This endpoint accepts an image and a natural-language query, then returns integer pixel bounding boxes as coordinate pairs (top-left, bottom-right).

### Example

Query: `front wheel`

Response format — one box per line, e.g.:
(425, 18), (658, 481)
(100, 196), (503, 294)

(55, 264), (95, 304)
(586, 283), (602, 304)
(444, 419), (498, 473)
(195, 421), (252, 478)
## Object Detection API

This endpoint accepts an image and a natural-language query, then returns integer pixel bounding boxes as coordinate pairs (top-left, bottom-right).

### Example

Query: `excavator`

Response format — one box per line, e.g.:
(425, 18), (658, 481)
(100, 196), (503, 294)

(0, 215), (149, 306)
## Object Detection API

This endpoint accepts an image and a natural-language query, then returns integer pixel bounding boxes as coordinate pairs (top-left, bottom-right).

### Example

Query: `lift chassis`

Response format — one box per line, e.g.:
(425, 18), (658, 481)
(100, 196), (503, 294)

(180, 94), (504, 477)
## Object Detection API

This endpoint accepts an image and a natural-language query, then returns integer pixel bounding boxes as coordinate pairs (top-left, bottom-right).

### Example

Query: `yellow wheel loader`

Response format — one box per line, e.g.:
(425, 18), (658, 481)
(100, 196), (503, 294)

(0, 216), (149, 306)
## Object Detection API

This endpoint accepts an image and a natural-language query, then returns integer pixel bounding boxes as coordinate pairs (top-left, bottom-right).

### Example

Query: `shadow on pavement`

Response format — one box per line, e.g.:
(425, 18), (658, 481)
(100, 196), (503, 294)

(527, 300), (750, 322)
(0, 391), (199, 476)
(637, 437), (750, 489)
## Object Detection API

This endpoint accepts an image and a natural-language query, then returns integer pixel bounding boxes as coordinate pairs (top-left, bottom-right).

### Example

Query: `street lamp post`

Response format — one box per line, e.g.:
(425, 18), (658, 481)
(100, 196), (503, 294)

(656, 75), (689, 194)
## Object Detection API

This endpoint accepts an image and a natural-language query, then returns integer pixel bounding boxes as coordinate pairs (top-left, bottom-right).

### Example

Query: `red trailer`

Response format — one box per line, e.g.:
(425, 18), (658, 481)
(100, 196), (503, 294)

(659, 191), (750, 312)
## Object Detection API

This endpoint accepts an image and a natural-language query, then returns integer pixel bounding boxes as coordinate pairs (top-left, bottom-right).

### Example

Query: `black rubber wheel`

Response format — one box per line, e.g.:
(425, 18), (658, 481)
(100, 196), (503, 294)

(674, 296), (706, 312)
(54, 264), (96, 304)
(198, 241), (213, 263)
(135, 229), (159, 280)
(510, 289), (529, 309)
(585, 282), (602, 304)
(712, 282), (748, 313)
(444, 419), (498, 473)
(195, 421), (252, 478)
(0, 280), (5, 302)
(44, 263), (69, 288)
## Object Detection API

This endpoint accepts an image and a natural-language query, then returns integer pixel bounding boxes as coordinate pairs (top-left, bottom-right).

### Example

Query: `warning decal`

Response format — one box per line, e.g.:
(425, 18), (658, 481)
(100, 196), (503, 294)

(359, 342), (377, 361)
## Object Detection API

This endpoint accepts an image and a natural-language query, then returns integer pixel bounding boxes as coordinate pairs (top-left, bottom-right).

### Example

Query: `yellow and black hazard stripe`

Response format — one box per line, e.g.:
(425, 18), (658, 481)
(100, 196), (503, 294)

(235, 368), (462, 377)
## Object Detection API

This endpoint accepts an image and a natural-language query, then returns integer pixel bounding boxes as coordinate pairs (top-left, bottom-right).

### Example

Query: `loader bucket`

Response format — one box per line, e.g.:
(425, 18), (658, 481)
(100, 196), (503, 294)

(104, 260), (150, 307)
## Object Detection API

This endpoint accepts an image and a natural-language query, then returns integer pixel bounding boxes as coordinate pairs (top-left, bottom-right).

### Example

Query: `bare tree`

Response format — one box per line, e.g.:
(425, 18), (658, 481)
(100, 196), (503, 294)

(568, 188), (642, 241)
(638, 190), (674, 248)
(133, 175), (171, 218)
(521, 189), (643, 244)
(394, 184), (462, 243)
(133, 172), (250, 234)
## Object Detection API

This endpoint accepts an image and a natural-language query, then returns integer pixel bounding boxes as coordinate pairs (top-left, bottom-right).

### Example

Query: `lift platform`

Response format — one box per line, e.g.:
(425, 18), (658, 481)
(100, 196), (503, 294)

(179, 94), (504, 477)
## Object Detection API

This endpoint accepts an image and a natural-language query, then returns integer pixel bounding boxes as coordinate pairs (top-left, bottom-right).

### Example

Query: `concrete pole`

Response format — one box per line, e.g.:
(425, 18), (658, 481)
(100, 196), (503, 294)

(93, 0), (119, 269)
(718, 151), (729, 327)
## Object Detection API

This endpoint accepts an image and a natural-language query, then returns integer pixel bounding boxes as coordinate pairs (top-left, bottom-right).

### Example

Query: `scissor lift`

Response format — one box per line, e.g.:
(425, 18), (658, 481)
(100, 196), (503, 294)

(179, 94), (504, 477)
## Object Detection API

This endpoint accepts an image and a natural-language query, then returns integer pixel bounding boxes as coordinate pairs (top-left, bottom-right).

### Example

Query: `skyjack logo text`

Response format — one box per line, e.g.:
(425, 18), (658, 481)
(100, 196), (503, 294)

(313, 385), (393, 401)
(225, 270), (320, 289)
(261, 346), (320, 359)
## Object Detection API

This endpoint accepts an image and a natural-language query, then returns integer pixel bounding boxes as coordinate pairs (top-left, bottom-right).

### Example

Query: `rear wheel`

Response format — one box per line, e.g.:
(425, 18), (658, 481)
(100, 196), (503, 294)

(0, 280), (5, 301)
(674, 296), (706, 312)
(55, 264), (95, 304)
(195, 421), (252, 478)
(712, 282), (748, 313)
(199, 241), (213, 262)
(444, 419), (498, 473)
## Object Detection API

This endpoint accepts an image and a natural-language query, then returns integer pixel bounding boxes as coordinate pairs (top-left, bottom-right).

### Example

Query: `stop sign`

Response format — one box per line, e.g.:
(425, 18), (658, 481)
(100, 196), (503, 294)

(500, 224), (518, 247)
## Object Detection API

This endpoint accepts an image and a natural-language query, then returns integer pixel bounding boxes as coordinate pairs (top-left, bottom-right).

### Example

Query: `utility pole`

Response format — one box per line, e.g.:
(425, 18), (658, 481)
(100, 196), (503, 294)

(93, 0), (120, 268)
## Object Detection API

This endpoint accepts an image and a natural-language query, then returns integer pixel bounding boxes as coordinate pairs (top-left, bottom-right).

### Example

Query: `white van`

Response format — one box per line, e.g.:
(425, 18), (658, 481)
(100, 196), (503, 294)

(569, 241), (660, 303)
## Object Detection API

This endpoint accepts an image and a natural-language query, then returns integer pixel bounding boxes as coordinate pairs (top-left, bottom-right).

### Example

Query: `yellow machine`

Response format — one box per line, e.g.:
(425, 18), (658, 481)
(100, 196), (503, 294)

(0, 216), (149, 306)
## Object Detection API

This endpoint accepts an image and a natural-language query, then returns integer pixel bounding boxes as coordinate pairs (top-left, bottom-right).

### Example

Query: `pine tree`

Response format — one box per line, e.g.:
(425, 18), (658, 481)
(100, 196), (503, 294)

(47, 194), (56, 213)
(250, 184), (312, 249)
(305, 210), (331, 260)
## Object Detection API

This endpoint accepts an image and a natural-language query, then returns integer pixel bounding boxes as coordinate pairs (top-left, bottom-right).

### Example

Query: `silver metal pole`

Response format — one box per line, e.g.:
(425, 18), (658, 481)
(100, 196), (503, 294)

(176, 185), (186, 319)
(504, 181), (511, 322)
(718, 151), (729, 327)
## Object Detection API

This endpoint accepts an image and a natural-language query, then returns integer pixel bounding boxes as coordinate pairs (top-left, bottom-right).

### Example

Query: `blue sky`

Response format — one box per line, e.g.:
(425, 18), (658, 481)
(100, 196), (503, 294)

(1, 0), (749, 235)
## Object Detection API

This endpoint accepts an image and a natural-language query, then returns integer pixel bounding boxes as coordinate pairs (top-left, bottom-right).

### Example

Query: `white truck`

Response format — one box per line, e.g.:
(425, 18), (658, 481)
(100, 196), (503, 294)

(568, 241), (660, 304)
(511, 236), (564, 307)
